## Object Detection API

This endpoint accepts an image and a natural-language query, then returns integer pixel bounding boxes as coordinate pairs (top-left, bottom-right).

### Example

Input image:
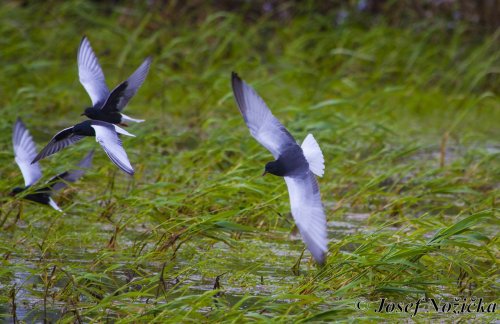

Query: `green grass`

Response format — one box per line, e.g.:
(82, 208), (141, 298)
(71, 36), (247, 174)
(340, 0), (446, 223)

(0, 1), (498, 322)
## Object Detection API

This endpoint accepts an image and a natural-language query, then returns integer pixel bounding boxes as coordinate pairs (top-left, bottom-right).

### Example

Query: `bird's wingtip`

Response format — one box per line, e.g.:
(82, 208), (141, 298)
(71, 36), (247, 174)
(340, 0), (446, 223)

(78, 36), (90, 58)
(79, 149), (95, 167)
(315, 252), (327, 266)
(31, 151), (44, 164)
(231, 72), (243, 89)
(14, 117), (26, 130)
(79, 35), (88, 48)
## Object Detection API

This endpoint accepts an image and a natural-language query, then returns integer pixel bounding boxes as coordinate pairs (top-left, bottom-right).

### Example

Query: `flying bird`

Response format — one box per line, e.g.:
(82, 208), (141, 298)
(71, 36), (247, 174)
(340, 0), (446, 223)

(32, 120), (135, 176)
(231, 72), (328, 264)
(11, 118), (94, 211)
(78, 36), (151, 126)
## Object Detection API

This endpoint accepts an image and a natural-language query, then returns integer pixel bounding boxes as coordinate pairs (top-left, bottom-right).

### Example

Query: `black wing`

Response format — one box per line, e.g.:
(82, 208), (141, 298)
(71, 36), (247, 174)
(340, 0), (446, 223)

(100, 81), (128, 114)
(32, 127), (85, 163)
(114, 57), (151, 112)
(48, 149), (94, 192)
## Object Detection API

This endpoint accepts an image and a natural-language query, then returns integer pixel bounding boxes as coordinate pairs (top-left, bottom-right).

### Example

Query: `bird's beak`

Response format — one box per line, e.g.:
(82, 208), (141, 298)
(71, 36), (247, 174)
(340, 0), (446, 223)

(262, 170), (267, 176)
(9, 191), (15, 197)
(80, 113), (85, 116)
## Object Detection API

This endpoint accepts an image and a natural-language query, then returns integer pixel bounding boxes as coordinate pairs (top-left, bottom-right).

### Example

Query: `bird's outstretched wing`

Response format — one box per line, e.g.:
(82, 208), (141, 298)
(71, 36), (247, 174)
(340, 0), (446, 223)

(90, 121), (134, 175)
(103, 57), (152, 113)
(231, 72), (296, 159)
(32, 127), (85, 163)
(13, 118), (42, 186)
(99, 81), (128, 114)
(78, 36), (109, 108)
(284, 172), (328, 264)
(48, 149), (95, 192)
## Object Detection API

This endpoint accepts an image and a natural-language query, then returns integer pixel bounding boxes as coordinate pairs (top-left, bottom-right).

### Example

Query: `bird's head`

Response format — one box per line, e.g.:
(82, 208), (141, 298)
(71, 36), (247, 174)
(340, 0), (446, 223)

(263, 161), (283, 177)
(81, 107), (95, 118)
(10, 187), (24, 196)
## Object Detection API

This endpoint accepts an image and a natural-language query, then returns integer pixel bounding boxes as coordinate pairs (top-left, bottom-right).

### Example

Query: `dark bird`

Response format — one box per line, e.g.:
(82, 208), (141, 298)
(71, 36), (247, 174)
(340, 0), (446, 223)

(231, 72), (328, 264)
(11, 118), (94, 211)
(32, 120), (135, 176)
(78, 36), (151, 126)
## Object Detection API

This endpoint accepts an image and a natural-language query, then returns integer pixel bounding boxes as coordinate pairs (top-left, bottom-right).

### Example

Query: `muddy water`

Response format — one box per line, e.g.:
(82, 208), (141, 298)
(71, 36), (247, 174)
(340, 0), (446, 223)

(0, 213), (371, 322)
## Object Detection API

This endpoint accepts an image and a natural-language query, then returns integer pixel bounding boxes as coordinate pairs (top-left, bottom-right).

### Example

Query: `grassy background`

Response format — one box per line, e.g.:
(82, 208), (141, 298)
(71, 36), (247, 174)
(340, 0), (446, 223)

(0, 1), (498, 322)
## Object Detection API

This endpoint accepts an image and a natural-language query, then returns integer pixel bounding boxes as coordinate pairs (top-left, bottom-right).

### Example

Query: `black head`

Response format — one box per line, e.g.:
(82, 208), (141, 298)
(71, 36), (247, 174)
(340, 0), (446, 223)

(263, 160), (285, 177)
(10, 187), (25, 196)
(81, 107), (97, 118)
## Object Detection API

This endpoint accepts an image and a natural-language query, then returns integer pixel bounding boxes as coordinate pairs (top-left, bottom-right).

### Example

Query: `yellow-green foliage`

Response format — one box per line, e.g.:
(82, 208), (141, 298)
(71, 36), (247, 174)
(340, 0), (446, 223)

(0, 1), (498, 322)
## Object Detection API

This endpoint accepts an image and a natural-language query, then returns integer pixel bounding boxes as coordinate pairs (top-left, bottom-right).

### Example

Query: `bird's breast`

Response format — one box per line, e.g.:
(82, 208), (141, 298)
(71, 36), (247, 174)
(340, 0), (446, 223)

(277, 145), (309, 177)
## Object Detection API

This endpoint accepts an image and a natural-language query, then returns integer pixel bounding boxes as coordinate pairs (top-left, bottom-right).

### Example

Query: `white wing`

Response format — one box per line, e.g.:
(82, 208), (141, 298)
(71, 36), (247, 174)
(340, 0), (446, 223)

(284, 172), (328, 264)
(13, 118), (42, 186)
(78, 36), (109, 108)
(90, 122), (134, 175)
(116, 57), (152, 112)
(232, 72), (296, 159)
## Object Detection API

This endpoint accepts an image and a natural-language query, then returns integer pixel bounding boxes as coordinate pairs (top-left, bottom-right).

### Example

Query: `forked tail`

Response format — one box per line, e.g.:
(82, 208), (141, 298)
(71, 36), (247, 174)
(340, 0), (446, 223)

(301, 134), (324, 177)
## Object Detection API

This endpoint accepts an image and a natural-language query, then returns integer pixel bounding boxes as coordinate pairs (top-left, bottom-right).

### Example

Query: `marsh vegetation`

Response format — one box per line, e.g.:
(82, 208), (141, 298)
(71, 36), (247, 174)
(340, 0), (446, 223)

(0, 1), (498, 322)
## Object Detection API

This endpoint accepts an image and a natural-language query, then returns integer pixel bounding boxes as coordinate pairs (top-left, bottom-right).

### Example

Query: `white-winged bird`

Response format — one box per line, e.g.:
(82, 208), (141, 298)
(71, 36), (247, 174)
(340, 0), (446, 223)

(11, 118), (94, 211)
(78, 36), (151, 126)
(32, 120), (135, 176)
(231, 72), (328, 264)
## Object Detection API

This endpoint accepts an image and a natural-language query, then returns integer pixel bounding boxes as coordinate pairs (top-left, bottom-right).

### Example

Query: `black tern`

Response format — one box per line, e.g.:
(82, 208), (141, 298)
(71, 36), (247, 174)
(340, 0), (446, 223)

(11, 118), (94, 211)
(231, 72), (328, 264)
(78, 36), (151, 126)
(32, 120), (135, 175)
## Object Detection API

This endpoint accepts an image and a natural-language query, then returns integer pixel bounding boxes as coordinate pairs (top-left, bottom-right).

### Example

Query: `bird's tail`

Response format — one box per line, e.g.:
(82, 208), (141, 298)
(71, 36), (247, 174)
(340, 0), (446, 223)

(113, 125), (136, 137)
(301, 134), (325, 177)
(120, 113), (145, 123)
(48, 197), (62, 212)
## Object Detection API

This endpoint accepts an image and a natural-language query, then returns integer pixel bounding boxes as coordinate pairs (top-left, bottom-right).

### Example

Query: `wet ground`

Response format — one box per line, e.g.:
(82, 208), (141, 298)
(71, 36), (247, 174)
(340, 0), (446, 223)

(0, 212), (375, 322)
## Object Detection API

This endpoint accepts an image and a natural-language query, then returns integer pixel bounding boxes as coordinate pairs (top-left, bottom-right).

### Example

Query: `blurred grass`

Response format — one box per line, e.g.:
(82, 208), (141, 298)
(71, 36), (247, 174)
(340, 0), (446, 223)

(0, 1), (498, 322)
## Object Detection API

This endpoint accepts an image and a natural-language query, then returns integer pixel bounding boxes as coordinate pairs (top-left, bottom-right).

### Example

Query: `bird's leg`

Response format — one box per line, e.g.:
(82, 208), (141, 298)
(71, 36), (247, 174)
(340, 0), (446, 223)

(118, 123), (129, 127)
